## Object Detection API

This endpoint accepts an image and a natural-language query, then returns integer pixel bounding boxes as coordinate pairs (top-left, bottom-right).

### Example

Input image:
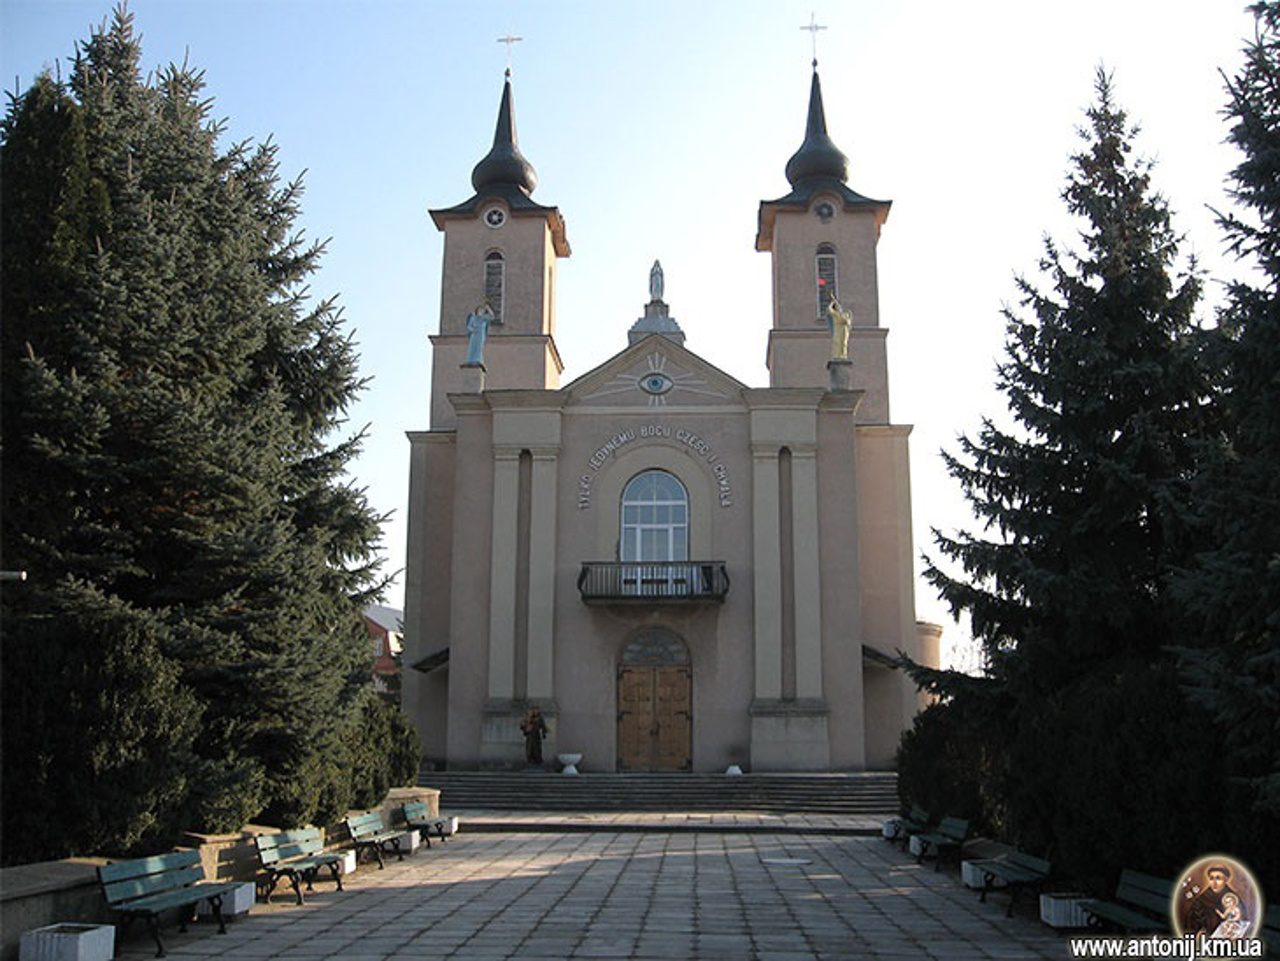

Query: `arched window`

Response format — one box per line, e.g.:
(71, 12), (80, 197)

(484, 251), (505, 323)
(816, 243), (838, 319)
(620, 470), (689, 562)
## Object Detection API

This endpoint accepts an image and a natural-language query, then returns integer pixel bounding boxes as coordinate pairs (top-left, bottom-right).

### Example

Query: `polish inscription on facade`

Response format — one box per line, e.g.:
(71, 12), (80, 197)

(578, 424), (733, 509)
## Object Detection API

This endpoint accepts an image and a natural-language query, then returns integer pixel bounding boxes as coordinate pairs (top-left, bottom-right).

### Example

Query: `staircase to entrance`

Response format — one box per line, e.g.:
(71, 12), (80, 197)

(417, 770), (899, 815)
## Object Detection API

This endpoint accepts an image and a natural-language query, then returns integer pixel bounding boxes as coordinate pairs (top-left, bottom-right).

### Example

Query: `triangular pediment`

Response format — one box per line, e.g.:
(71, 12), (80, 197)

(564, 334), (748, 410)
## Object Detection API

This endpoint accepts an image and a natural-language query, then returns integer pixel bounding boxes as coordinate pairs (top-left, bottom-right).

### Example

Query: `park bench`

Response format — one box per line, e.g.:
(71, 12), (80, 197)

(98, 850), (242, 958)
(254, 827), (345, 905)
(969, 849), (1052, 917)
(344, 810), (408, 869)
(913, 816), (970, 870)
(401, 799), (459, 847)
(1080, 869), (1172, 933)
(887, 803), (932, 847)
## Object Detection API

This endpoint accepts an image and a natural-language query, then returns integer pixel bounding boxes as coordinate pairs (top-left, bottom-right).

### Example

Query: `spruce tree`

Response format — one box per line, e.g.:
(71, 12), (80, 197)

(926, 69), (1207, 688)
(1176, 1), (1280, 829)
(907, 71), (1225, 886)
(1, 7), (391, 862)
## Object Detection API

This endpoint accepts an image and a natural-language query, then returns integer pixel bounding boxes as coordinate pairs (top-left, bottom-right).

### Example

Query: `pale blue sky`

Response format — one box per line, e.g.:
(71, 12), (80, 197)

(2, 2), (1255, 668)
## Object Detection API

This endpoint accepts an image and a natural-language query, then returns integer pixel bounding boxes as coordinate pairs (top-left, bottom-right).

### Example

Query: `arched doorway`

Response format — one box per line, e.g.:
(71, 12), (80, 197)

(617, 630), (691, 772)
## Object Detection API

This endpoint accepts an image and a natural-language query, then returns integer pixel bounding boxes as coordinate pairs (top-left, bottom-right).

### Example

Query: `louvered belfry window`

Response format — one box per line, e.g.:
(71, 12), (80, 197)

(484, 251), (505, 323)
(816, 244), (838, 319)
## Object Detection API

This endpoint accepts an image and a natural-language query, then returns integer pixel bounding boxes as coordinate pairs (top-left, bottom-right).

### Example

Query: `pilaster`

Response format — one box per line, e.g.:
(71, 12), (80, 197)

(789, 445), (823, 699)
(751, 444), (783, 701)
(525, 448), (559, 700)
(487, 448), (521, 700)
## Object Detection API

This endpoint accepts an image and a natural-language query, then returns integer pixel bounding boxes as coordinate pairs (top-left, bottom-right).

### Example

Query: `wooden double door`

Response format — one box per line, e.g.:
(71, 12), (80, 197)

(617, 631), (692, 772)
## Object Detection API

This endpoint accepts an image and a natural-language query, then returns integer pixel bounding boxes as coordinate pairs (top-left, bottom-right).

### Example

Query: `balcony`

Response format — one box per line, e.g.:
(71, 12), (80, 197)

(577, 561), (730, 604)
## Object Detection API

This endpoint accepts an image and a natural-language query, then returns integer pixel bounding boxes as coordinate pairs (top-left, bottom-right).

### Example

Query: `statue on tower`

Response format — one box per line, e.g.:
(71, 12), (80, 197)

(465, 301), (495, 366)
(827, 296), (852, 361)
(649, 260), (665, 303)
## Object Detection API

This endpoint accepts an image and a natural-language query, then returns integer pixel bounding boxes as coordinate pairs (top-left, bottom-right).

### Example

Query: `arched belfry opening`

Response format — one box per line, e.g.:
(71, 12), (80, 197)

(617, 630), (692, 772)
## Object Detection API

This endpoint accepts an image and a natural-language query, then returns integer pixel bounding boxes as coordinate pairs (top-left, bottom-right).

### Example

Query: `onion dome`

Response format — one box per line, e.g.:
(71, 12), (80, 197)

(471, 71), (538, 195)
(784, 68), (849, 186)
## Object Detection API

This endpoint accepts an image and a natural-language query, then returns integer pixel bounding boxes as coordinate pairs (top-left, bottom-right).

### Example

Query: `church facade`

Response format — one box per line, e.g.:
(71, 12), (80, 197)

(402, 67), (941, 773)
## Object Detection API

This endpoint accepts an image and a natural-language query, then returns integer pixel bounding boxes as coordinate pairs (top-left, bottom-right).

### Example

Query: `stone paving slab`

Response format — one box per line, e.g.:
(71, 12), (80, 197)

(114, 818), (1072, 959)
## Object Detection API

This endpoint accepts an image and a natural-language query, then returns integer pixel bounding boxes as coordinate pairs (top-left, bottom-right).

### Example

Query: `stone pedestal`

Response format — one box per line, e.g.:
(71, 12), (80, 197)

(19, 923), (113, 961)
(1040, 893), (1090, 928)
(197, 882), (254, 918)
(479, 700), (558, 769)
(749, 700), (830, 771)
(827, 357), (853, 392)
(460, 361), (486, 393)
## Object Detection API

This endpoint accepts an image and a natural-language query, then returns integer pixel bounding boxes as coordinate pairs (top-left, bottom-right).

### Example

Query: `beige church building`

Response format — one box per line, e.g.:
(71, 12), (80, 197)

(402, 65), (940, 773)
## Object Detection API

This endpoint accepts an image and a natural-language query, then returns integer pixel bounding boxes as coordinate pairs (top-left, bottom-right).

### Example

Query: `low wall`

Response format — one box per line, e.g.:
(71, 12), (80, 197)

(0, 787), (440, 959)
(0, 860), (111, 961)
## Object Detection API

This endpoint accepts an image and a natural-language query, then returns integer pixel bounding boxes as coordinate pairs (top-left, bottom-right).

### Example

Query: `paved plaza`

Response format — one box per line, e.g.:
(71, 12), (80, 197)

(118, 814), (1071, 960)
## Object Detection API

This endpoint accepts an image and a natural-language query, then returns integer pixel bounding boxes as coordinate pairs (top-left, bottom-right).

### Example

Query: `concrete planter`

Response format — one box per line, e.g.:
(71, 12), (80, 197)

(1040, 893), (1090, 928)
(398, 830), (421, 855)
(197, 882), (255, 918)
(19, 923), (114, 961)
(961, 860), (1007, 890)
(335, 849), (358, 875)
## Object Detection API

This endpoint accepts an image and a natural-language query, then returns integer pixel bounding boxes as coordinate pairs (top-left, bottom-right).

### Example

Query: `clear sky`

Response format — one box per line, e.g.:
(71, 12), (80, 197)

(1, 1), (1256, 669)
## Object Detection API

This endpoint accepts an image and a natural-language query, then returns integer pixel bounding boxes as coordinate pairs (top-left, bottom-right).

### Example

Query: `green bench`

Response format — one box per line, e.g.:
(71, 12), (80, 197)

(344, 810), (408, 869)
(1080, 869), (1172, 933)
(969, 850), (1052, 917)
(254, 827), (345, 905)
(914, 816), (970, 870)
(401, 799), (458, 847)
(98, 850), (242, 958)
(888, 804), (932, 847)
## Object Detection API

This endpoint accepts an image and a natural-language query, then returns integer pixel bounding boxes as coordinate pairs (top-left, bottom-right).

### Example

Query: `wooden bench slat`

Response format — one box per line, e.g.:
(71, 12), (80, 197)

(103, 864), (205, 904)
(99, 851), (200, 885)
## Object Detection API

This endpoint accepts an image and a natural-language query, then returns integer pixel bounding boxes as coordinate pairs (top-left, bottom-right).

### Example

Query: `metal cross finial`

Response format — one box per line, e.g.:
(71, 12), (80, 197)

(801, 12), (827, 68)
(497, 32), (523, 75)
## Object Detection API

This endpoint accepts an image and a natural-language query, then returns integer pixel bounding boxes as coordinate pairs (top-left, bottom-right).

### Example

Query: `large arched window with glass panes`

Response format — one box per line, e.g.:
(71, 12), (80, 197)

(816, 243), (838, 319)
(620, 471), (689, 563)
(484, 250), (505, 323)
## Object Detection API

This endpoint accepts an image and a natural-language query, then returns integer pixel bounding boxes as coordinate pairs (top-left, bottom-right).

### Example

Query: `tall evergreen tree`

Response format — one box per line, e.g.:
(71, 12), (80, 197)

(926, 69), (1208, 689)
(1176, 1), (1280, 825)
(1, 7), (392, 862)
(903, 71), (1225, 888)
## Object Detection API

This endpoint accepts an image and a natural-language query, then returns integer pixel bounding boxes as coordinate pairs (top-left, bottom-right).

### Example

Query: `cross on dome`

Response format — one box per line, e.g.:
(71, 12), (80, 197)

(800, 12), (827, 68)
(497, 32), (522, 76)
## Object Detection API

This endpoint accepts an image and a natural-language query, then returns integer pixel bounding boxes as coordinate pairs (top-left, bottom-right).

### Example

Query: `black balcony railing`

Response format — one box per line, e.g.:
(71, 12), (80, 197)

(577, 561), (730, 603)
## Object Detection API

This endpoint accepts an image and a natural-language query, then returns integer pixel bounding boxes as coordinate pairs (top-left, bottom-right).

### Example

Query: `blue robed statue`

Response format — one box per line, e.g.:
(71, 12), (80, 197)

(465, 302), (495, 365)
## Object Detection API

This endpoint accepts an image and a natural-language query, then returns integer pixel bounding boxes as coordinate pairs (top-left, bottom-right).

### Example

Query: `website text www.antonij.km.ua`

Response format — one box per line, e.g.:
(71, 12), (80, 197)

(1067, 935), (1264, 959)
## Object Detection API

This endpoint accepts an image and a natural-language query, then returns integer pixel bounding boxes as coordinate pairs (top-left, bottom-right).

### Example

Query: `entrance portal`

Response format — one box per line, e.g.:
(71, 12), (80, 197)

(617, 630), (691, 772)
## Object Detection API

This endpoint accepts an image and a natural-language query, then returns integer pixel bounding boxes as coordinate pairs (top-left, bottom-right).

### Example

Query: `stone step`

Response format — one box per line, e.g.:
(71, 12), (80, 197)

(418, 771), (899, 814)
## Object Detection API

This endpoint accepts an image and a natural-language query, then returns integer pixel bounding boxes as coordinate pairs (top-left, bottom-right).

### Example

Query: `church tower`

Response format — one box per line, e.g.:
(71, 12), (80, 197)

(756, 66), (893, 421)
(427, 72), (570, 428)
